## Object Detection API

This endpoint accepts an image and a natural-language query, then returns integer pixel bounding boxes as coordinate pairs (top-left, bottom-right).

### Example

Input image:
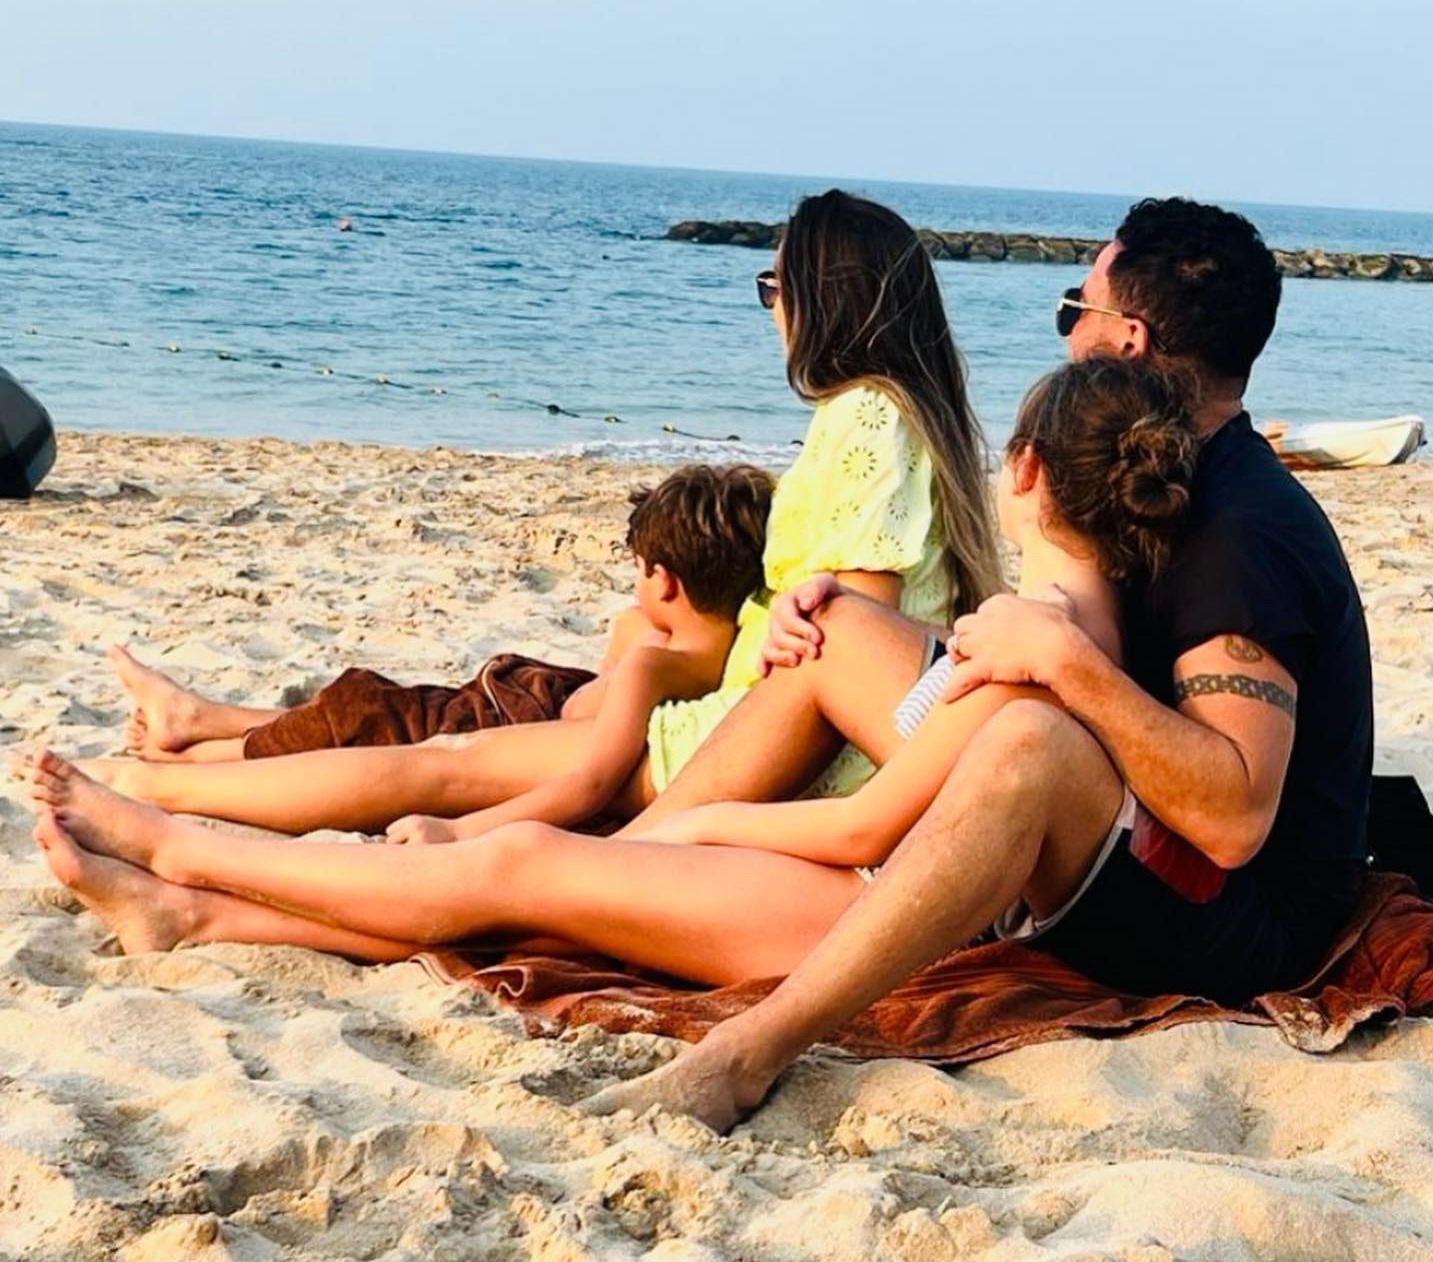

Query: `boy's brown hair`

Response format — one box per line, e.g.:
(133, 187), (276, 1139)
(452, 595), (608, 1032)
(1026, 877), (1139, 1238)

(626, 464), (774, 619)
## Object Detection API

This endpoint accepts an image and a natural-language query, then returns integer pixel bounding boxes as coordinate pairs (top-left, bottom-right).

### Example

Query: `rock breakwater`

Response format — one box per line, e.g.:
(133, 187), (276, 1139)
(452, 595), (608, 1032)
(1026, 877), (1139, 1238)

(667, 220), (1433, 281)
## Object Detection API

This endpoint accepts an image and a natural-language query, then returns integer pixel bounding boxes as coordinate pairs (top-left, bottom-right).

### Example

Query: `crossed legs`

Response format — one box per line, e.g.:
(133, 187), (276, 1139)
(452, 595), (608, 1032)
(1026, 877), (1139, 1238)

(30, 752), (865, 985)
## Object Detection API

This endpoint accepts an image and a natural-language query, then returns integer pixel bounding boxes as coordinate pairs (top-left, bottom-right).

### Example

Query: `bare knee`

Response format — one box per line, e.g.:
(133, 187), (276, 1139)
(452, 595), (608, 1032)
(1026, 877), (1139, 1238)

(810, 591), (910, 640)
(962, 700), (1088, 795)
(472, 820), (560, 880)
(408, 822), (560, 943)
(807, 594), (927, 678)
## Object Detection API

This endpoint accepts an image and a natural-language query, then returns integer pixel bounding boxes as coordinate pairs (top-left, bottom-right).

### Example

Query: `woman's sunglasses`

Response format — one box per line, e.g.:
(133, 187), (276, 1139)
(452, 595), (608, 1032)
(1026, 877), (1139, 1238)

(1055, 286), (1165, 351)
(755, 269), (780, 310)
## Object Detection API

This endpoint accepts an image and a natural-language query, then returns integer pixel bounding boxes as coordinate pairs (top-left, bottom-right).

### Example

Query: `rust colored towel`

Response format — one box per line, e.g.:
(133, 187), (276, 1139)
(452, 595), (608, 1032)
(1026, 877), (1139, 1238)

(243, 655), (596, 759)
(421, 873), (1433, 1063)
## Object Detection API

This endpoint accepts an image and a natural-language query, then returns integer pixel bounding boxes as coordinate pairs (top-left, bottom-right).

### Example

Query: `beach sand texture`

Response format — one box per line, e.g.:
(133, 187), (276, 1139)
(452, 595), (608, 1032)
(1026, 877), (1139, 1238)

(2, 432), (1432, 1261)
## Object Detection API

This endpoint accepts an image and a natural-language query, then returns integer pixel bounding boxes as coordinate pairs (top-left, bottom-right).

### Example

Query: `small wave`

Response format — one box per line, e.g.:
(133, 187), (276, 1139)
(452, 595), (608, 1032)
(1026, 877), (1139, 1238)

(491, 435), (801, 469)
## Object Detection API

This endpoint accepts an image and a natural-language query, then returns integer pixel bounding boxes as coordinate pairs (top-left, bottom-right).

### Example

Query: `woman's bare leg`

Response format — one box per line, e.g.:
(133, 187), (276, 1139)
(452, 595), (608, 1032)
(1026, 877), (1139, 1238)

(33, 811), (421, 962)
(77, 716), (609, 833)
(34, 754), (862, 986)
(111, 646), (284, 756)
(621, 593), (933, 833)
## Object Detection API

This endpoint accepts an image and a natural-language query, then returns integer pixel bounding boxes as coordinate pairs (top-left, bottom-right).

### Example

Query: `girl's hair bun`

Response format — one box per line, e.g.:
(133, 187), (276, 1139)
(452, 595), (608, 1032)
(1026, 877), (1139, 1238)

(1008, 358), (1200, 579)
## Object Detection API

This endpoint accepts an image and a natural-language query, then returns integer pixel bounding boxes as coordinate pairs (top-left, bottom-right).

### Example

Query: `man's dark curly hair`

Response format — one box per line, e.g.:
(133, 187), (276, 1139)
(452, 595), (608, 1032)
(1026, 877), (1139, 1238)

(1109, 198), (1281, 383)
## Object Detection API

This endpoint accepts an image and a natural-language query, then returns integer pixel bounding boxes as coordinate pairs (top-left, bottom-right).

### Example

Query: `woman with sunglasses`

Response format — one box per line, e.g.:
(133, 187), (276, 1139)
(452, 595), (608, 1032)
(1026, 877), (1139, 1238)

(644, 189), (1002, 801)
(74, 189), (1002, 832)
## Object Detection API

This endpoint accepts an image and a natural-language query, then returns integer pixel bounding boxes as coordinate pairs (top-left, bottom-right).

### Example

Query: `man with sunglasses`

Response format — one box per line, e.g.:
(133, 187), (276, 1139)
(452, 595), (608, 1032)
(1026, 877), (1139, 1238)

(586, 197), (1373, 1133)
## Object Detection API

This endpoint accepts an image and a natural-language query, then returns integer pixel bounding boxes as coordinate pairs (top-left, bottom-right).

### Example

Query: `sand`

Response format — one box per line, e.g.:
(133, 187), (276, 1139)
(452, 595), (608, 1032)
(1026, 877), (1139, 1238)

(2, 431), (1432, 1261)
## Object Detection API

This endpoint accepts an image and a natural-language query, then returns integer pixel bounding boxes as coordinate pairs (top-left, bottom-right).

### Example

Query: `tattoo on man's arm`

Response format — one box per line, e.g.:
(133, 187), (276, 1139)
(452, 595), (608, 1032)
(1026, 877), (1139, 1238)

(1223, 636), (1265, 664)
(1174, 673), (1297, 717)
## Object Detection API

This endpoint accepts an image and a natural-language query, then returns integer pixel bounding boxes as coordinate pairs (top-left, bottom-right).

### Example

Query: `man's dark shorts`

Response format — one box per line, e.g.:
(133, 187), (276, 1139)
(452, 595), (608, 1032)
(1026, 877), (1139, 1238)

(1025, 806), (1363, 1007)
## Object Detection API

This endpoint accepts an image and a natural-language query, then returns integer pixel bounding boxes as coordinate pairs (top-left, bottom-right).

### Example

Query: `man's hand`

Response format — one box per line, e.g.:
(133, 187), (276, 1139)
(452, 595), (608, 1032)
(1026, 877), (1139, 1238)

(759, 574), (843, 675)
(941, 587), (1082, 703)
(385, 814), (459, 846)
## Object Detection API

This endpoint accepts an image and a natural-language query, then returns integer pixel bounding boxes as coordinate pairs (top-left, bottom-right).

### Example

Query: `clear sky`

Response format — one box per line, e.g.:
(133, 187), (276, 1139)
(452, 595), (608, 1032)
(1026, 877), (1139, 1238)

(3, 0), (1430, 213)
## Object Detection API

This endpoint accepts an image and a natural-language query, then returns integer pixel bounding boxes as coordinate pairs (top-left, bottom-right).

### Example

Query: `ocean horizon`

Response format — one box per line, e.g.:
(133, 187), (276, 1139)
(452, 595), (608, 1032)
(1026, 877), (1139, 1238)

(3, 119), (1431, 463)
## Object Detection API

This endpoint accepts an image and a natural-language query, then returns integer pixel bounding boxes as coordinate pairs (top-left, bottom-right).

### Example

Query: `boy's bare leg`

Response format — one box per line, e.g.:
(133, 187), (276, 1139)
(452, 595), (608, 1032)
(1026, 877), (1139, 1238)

(583, 701), (1126, 1132)
(621, 594), (933, 833)
(133, 737), (248, 764)
(75, 716), (612, 833)
(33, 755), (863, 985)
(33, 812), (422, 961)
(111, 646), (284, 757)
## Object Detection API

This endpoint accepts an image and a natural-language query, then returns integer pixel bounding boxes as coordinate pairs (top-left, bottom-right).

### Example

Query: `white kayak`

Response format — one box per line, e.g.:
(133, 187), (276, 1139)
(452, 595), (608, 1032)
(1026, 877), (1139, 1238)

(1260, 414), (1426, 470)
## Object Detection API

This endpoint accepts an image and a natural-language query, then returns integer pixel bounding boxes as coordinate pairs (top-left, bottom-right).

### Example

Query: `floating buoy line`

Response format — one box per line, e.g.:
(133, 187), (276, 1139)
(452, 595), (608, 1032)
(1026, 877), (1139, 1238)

(10, 322), (770, 445)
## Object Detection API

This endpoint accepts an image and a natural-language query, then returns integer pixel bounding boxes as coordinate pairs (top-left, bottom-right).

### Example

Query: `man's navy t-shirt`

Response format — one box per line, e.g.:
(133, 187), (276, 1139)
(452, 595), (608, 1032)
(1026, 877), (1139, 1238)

(1123, 414), (1373, 926)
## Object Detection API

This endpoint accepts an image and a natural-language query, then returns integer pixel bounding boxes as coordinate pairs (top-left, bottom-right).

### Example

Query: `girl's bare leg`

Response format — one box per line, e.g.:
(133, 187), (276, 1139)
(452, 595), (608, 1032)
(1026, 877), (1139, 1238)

(78, 717), (613, 833)
(34, 754), (862, 986)
(33, 811), (421, 962)
(111, 646), (284, 756)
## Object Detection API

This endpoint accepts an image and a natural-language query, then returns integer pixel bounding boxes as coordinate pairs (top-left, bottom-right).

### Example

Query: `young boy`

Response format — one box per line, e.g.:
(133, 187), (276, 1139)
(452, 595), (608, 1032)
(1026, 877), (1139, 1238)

(79, 465), (774, 837)
(386, 463), (773, 843)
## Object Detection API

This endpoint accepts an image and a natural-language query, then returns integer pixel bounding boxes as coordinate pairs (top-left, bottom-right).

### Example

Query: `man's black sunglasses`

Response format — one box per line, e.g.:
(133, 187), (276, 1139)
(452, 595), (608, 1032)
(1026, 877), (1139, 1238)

(1055, 286), (1166, 351)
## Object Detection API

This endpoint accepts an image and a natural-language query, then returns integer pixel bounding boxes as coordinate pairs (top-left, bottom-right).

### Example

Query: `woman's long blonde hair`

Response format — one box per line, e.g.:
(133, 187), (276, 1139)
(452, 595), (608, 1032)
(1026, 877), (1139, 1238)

(778, 190), (1003, 615)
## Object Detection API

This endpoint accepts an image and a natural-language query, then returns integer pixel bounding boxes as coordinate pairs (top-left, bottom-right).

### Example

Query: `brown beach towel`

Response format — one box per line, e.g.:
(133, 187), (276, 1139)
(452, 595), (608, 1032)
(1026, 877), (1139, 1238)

(243, 655), (596, 758)
(422, 873), (1433, 1063)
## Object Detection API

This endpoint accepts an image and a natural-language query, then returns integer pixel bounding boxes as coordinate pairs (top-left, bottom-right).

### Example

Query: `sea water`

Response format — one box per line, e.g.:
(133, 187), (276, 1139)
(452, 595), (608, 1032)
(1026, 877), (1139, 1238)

(2, 121), (1430, 464)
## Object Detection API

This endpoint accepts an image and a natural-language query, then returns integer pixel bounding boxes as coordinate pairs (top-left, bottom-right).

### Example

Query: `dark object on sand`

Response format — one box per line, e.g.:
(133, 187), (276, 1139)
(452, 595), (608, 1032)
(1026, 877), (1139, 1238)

(242, 656), (597, 758)
(1369, 774), (1433, 895)
(0, 367), (57, 499)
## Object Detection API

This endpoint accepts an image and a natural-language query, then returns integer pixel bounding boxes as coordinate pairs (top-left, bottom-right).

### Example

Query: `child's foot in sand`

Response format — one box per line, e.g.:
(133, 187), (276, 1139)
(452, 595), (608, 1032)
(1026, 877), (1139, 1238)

(29, 748), (179, 877)
(578, 1026), (780, 1135)
(123, 709), (190, 763)
(109, 645), (211, 756)
(33, 809), (196, 953)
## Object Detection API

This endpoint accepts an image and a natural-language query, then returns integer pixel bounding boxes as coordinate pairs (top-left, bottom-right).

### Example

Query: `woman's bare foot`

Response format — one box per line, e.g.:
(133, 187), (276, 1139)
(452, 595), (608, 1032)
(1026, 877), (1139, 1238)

(28, 748), (179, 876)
(109, 645), (212, 756)
(578, 1025), (782, 1135)
(33, 809), (198, 953)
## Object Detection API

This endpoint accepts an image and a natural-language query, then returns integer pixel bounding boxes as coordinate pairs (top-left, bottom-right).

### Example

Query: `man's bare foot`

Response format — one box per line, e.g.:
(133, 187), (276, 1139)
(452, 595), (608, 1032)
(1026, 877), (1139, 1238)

(109, 645), (211, 756)
(28, 748), (178, 875)
(33, 809), (197, 953)
(578, 1026), (782, 1135)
